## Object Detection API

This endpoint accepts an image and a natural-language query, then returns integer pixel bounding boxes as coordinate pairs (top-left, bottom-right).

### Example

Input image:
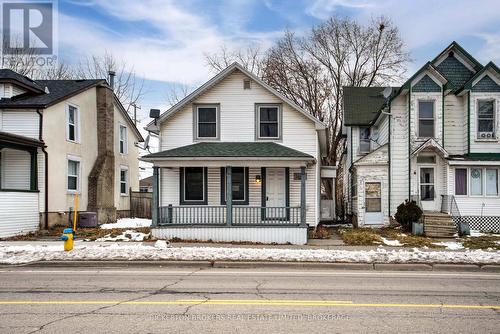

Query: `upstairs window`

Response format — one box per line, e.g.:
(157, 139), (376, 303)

(477, 100), (495, 139)
(359, 127), (371, 154)
(257, 105), (280, 139)
(119, 124), (128, 154)
(67, 104), (79, 142)
(196, 105), (218, 139)
(418, 101), (435, 138)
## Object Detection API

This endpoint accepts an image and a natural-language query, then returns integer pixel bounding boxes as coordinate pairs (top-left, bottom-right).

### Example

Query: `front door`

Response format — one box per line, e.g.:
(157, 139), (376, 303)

(265, 168), (286, 218)
(364, 182), (383, 225)
(419, 167), (436, 211)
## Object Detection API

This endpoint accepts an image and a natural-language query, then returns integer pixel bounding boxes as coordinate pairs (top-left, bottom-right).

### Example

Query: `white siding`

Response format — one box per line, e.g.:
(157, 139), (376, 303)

(1, 148), (31, 190)
(389, 95), (409, 214)
(409, 92), (443, 151)
(1, 110), (39, 139)
(12, 85), (27, 97)
(160, 168), (180, 206)
(443, 94), (466, 155)
(38, 150), (45, 211)
(0, 192), (39, 238)
(377, 115), (390, 146)
(160, 70), (318, 157)
(355, 165), (389, 226)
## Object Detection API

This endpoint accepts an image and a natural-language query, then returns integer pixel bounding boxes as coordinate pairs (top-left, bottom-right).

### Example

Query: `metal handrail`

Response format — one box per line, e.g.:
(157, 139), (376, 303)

(441, 195), (462, 225)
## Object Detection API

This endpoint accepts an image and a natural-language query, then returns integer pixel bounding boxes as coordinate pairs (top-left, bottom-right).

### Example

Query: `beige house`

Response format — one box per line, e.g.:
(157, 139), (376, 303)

(0, 69), (143, 237)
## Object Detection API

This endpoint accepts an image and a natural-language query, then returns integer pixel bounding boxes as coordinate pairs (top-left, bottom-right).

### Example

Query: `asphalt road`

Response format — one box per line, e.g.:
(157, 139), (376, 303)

(0, 266), (499, 333)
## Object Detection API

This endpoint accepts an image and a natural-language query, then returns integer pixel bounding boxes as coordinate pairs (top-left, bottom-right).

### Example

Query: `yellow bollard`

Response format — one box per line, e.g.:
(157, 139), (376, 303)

(61, 228), (75, 251)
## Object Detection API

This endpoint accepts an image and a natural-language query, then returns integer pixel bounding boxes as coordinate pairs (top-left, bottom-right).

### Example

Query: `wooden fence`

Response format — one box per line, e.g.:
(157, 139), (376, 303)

(130, 191), (152, 219)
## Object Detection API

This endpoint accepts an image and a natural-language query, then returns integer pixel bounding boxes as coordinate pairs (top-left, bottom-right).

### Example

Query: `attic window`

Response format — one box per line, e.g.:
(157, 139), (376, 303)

(243, 79), (251, 90)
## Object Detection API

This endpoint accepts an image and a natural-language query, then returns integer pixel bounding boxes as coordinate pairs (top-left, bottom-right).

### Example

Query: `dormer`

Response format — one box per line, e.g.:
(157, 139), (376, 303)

(0, 69), (45, 98)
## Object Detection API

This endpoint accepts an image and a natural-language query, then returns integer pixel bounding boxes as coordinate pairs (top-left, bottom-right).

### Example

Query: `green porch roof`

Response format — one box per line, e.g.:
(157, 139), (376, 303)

(142, 142), (314, 160)
(448, 153), (500, 162)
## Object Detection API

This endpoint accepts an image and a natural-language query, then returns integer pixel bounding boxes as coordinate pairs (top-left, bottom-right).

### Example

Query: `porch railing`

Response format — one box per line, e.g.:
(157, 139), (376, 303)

(441, 195), (462, 226)
(158, 205), (301, 226)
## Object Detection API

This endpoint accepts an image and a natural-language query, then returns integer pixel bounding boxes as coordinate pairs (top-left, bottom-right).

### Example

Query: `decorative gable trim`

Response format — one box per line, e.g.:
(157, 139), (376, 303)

(472, 75), (500, 92)
(412, 74), (441, 92)
(411, 138), (449, 158)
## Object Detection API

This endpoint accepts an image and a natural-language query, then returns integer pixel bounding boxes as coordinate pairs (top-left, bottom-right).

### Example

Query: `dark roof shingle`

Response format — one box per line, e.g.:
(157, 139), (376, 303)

(142, 142), (314, 160)
(343, 87), (395, 126)
(0, 69), (44, 92)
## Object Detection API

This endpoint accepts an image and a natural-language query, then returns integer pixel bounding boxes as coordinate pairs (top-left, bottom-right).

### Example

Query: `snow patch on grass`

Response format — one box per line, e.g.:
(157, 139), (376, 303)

(95, 230), (150, 242)
(433, 241), (464, 250)
(0, 243), (498, 265)
(381, 237), (402, 247)
(100, 218), (151, 229)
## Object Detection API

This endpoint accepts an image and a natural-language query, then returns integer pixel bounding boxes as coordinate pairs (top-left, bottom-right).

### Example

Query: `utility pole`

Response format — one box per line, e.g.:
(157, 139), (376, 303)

(130, 102), (141, 126)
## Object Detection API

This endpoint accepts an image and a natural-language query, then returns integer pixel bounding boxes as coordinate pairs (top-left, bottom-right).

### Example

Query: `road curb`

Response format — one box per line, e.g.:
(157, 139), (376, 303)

(3, 260), (499, 272)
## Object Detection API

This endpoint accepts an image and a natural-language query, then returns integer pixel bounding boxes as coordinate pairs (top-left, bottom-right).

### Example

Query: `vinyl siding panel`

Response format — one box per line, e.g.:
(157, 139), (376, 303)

(0, 192), (39, 238)
(1, 110), (39, 139)
(377, 115), (389, 146)
(390, 95), (409, 215)
(443, 94), (466, 155)
(409, 92), (443, 151)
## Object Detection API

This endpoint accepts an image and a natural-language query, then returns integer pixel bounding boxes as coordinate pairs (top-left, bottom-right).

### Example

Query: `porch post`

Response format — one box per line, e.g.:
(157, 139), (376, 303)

(152, 166), (159, 227)
(226, 166), (232, 226)
(300, 166), (306, 226)
(30, 150), (38, 191)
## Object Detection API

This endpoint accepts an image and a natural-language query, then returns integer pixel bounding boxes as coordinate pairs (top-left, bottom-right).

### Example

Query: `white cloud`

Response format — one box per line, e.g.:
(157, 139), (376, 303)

(306, 0), (373, 19)
(58, 0), (280, 84)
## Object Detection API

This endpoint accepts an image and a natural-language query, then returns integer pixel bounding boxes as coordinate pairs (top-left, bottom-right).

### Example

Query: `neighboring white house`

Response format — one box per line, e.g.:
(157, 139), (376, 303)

(343, 42), (500, 234)
(0, 69), (143, 238)
(142, 62), (335, 245)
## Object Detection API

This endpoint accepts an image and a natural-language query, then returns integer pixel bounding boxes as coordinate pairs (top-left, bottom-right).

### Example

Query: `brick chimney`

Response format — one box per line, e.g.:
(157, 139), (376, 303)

(87, 84), (116, 224)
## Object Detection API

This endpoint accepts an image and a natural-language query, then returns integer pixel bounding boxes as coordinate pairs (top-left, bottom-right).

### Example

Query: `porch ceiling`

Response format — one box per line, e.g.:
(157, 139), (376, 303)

(141, 142), (315, 165)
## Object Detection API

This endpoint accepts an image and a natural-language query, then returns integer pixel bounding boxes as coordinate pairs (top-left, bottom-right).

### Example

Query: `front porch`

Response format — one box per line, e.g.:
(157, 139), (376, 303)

(142, 142), (320, 245)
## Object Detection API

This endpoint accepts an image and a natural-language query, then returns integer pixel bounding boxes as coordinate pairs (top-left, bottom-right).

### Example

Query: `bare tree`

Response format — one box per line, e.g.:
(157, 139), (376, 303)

(204, 44), (265, 77)
(165, 82), (193, 106)
(73, 51), (145, 112)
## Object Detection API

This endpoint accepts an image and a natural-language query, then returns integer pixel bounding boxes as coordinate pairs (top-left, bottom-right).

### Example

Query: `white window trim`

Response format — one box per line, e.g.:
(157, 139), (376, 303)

(119, 123), (128, 155)
(475, 99), (497, 141)
(66, 103), (81, 143)
(469, 167), (484, 197)
(417, 99), (436, 139)
(120, 165), (129, 196)
(183, 167), (206, 203)
(256, 104), (281, 140)
(67, 155), (81, 194)
(485, 168), (499, 197)
(359, 127), (371, 155)
(195, 105), (219, 140)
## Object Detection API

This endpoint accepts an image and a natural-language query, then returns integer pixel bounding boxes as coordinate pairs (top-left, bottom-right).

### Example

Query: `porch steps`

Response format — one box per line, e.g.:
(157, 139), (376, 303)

(423, 212), (457, 238)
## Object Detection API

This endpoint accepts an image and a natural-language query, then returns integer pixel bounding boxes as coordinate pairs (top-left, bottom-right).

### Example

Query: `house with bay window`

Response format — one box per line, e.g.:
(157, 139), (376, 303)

(343, 42), (500, 235)
(0, 69), (143, 238)
(143, 62), (335, 245)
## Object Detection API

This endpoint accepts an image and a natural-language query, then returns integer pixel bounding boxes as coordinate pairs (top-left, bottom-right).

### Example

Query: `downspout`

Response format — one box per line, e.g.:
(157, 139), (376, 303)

(350, 127), (353, 214)
(388, 103), (391, 217)
(36, 109), (49, 230)
(408, 88), (411, 200)
(467, 92), (471, 155)
(442, 87), (445, 147)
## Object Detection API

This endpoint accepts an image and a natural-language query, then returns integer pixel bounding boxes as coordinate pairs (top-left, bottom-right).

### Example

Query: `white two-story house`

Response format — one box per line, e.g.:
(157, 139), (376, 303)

(0, 69), (143, 238)
(143, 63), (334, 245)
(343, 42), (500, 235)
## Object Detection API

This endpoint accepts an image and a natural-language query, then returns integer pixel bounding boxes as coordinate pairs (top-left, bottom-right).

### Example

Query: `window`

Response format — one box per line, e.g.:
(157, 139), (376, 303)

(418, 101), (435, 138)
(257, 105), (280, 139)
(221, 167), (248, 204)
(181, 167), (207, 204)
(119, 124), (128, 154)
(455, 168), (467, 196)
(67, 105), (79, 142)
(365, 182), (381, 212)
(243, 79), (251, 89)
(120, 167), (128, 195)
(477, 100), (495, 139)
(420, 168), (435, 201)
(470, 168), (483, 196)
(196, 106), (218, 139)
(417, 155), (436, 164)
(67, 159), (80, 192)
(359, 127), (371, 153)
(486, 169), (499, 196)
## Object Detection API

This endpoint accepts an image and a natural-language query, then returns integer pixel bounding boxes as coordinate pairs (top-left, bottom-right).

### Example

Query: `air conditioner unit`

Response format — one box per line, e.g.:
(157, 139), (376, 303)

(479, 132), (494, 139)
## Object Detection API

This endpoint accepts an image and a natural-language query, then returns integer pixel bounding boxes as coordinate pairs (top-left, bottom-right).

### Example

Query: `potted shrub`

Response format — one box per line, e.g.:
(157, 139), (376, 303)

(394, 200), (423, 234)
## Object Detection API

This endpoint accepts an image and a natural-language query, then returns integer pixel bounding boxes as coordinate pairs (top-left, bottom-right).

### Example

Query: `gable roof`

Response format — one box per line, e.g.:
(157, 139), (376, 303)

(146, 62), (326, 132)
(0, 79), (105, 108)
(141, 142), (314, 161)
(431, 41), (483, 72)
(343, 87), (397, 126)
(411, 138), (449, 158)
(0, 69), (45, 93)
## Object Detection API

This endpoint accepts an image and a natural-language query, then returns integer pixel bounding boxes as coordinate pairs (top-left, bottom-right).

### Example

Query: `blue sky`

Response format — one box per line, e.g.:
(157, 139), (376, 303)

(56, 0), (500, 124)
